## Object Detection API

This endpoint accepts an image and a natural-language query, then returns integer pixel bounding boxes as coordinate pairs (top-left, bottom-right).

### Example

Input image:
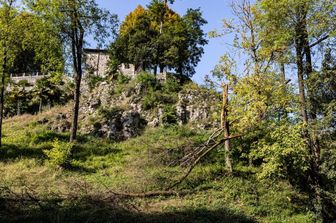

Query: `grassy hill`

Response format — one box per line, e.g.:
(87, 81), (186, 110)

(0, 106), (314, 223)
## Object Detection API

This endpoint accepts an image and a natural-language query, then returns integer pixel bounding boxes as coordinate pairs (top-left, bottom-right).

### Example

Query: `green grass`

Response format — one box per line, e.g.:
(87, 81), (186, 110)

(0, 108), (315, 223)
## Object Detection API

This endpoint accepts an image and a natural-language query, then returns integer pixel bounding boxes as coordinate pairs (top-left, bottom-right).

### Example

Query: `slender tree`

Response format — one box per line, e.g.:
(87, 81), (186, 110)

(26, 0), (117, 142)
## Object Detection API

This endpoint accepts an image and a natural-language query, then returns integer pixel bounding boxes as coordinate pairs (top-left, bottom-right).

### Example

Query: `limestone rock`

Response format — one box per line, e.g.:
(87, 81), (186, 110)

(79, 79), (220, 140)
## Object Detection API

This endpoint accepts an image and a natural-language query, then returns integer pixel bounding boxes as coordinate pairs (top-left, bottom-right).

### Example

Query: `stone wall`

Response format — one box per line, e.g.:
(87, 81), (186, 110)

(118, 63), (136, 78)
(9, 73), (47, 90)
(84, 49), (110, 77)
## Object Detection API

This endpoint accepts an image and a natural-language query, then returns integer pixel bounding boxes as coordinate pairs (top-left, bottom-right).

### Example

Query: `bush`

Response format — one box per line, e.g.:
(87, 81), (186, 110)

(86, 74), (104, 91)
(162, 76), (181, 93)
(136, 72), (158, 90)
(116, 73), (130, 85)
(142, 90), (177, 110)
(161, 105), (178, 125)
(250, 122), (309, 183)
(44, 139), (73, 167)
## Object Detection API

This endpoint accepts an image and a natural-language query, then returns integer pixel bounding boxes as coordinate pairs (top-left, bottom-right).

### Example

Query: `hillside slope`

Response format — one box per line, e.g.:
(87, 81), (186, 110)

(0, 104), (315, 223)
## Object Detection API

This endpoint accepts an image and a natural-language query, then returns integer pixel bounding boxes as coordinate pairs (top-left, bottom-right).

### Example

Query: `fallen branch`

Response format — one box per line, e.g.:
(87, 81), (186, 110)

(176, 128), (224, 167)
(104, 190), (190, 199)
(167, 134), (242, 190)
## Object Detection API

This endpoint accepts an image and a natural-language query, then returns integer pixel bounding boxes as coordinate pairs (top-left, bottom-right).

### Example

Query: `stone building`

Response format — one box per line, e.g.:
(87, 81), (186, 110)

(83, 48), (110, 77)
(83, 48), (138, 78)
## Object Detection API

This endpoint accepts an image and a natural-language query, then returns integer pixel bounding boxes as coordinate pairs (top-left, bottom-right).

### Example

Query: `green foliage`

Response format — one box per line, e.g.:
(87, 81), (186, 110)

(97, 106), (124, 119)
(162, 76), (182, 93)
(161, 105), (178, 125)
(6, 74), (72, 117)
(136, 72), (158, 90)
(116, 73), (130, 85)
(251, 122), (309, 181)
(85, 73), (105, 91)
(31, 131), (69, 144)
(135, 72), (179, 109)
(44, 139), (73, 167)
(110, 3), (208, 77)
(142, 89), (177, 110)
(0, 113), (317, 222)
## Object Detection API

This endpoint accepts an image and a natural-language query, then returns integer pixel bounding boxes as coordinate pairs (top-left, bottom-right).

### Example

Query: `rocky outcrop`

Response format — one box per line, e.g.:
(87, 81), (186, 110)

(78, 77), (220, 140)
(176, 88), (220, 128)
(38, 113), (71, 133)
(88, 109), (146, 140)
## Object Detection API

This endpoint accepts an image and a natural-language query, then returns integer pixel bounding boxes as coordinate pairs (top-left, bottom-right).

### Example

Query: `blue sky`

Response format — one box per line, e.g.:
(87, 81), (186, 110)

(95, 0), (235, 83)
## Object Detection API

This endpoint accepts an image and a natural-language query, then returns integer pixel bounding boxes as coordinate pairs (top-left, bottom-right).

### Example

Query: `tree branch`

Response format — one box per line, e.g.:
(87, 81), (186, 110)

(309, 35), (330, 48)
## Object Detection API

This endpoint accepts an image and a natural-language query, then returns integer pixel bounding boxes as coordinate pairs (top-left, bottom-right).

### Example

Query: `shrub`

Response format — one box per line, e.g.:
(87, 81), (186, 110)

(136, 72), (158, 90)
(142, 90), (177, 110)
(44, 139), (73, 167)
(162, 77), (181, 93)
(161, 105), (178, 125)
(250, 122), (309, 182)
(116, 73), (130, 85)
(85, 74), (104, 91)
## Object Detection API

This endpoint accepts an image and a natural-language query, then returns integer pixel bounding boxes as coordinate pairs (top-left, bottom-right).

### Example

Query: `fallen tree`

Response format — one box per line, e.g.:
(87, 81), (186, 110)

(167, 129), (241, 189)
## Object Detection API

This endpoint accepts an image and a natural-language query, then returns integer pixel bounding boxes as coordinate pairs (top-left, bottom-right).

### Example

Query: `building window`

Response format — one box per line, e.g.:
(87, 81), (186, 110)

(124, 63), (130, 69)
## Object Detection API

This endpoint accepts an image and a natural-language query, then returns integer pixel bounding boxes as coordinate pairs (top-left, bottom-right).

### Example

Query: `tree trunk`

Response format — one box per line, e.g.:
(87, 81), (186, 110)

(17, 100), (21, 116)
(280, 63), (286, 82)
(301, 16), (323, 219)
(70, 40), (83, 142)
(39, 97), (43, 113)
(302, 25), (321, 167)
(154, 66), (158, 75)
(221, 84), (232, 173)
(69, 17), (84, 142)
(159, 65), (164, 74)
(295, 34), (309, 124)
(295, 6), (323, 218)
(0, 51), (7, 148)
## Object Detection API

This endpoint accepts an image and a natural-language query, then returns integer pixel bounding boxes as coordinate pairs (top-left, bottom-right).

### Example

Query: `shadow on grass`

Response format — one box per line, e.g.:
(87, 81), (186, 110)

(0, 144), (46, 161)
(32, 131), (89, 144)
(0, 196), (257, 223)
(64, 162), (97, 173)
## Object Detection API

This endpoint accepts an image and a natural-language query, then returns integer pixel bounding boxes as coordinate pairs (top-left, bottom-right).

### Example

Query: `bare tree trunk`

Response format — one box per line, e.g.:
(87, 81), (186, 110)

(17, 100), (21, 116)
(39, 97), (43, 113)
(70, 24), (84, 142)
(70, 70), (81, 142)
(303, 26), (321, 167)
(280, 63), (286, 82)
(221, 84), (232, 173)
(0, 51), (7, 148)
(159, 64), (164, 74)
(154, 66), (157, 75)
(295, 35), (309, 124)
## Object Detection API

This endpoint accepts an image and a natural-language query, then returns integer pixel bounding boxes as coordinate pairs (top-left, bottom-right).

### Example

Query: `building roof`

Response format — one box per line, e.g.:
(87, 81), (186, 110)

(83, 48), (109, 54)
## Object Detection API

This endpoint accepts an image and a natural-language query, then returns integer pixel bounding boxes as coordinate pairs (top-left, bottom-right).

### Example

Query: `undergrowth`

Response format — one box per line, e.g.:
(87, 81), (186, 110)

(0, 109), (315, 223)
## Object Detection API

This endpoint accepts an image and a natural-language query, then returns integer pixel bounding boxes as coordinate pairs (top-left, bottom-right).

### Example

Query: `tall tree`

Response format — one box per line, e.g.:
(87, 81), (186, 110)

(110, 3), (207, 77)
(26, 0), (117, 142)
(256, 0), (336, 220)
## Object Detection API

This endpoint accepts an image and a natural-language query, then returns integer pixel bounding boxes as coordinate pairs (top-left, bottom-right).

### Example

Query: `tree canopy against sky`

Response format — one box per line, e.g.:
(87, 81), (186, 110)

(109, 0), (208, 77)
(208, 0), (336, 220)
